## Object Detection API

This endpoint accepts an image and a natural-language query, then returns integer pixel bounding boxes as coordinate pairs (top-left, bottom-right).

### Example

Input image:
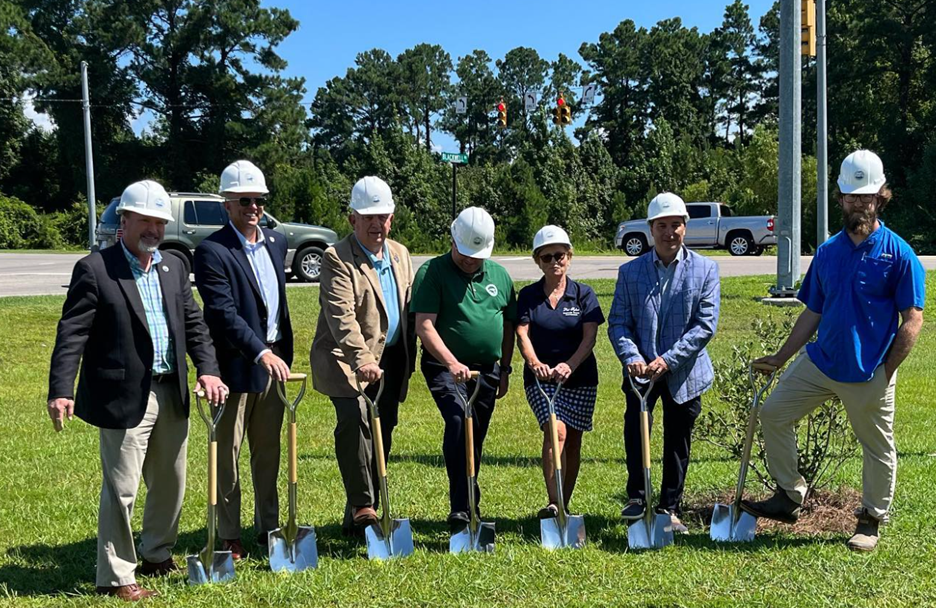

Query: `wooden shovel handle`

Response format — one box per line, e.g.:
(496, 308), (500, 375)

(288, 421), (297, 484)
(373, 415), (387, 478)
(640, 411), (651, 470)
(466, 418), (475, 477)
(208, 440), (218, 506)
(549, 413), (562, 472)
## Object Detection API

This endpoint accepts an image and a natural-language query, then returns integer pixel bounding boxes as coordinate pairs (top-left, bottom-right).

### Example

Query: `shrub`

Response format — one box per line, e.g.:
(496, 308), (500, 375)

(0, 193), (41, 249)
(697, 310), (858, 500)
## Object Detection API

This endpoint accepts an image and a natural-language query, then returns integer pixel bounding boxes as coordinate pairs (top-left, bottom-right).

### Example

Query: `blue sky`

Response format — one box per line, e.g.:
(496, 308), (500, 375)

(278, 0), (776, 97)
(277, 0), (777, 152)
(26, 1), (779, 146)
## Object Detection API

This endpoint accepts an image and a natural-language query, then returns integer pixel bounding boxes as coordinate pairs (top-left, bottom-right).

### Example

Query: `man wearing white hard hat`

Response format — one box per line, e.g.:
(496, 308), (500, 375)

(310, 176), (415, 534)
(608, 192), (721, 534)
(412, 207), (517, 530)
(48, 180), (225, 600)
(194, 159), (294, 559)
(742, 150), (925, 552)
(516, 226), (604, 519)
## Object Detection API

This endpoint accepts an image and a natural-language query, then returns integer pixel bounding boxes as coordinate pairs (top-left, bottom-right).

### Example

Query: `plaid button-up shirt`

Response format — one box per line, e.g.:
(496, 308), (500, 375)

(121, 242), (174, 374)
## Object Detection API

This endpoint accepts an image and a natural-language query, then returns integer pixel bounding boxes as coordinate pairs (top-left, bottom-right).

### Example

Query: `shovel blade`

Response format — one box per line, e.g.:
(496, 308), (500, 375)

(186, 551), (235, 585)
(627, 514), (673, 550)
(449, 522), (495, 554)
(540, 515), (586, 550)
(269, 526), (319, 572)
(710, 504), (757, 542)
(365, 519), (414, 560)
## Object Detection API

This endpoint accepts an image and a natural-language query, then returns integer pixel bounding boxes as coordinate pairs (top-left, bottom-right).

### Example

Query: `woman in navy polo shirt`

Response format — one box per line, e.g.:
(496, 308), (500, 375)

(516, 225), (605, 519)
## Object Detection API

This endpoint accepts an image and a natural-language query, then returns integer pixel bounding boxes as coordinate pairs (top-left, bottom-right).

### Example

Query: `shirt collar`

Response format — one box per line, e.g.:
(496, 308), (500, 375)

(230, 221), (265, 248)
(536, 276), (576, 301)
(844, 219), (885, 251)
(447, 251), (485, 279)
(651, 245), (686, 268)
(120, 239), (162, 272)
(354, 234), (389, 266)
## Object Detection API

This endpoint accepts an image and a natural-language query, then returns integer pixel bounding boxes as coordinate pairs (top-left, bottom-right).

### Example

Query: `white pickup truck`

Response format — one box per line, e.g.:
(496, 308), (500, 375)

(614, 202), (777, 256)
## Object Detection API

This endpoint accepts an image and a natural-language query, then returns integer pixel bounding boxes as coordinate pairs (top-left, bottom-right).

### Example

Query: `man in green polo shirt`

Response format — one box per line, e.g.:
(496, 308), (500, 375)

(412, 206), (516, 530)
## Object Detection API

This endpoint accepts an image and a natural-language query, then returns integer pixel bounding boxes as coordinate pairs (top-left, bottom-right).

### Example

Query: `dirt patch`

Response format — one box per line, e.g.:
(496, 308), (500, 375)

(683, 486), (863, 536)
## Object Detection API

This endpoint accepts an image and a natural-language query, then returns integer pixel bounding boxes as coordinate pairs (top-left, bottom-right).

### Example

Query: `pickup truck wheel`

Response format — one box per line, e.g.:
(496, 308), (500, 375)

(622, 234), (648, 257)
(293, 245), (324, 282)
(727, 232), (754, 256)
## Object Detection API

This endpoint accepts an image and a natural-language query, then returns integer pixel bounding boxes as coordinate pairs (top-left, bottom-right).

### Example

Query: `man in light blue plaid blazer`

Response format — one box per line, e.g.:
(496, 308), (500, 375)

(608, 193), (720, 531)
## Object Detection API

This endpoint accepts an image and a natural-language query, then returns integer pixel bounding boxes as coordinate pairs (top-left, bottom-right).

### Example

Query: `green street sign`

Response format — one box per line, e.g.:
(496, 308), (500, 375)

(441, 152), (468, 164)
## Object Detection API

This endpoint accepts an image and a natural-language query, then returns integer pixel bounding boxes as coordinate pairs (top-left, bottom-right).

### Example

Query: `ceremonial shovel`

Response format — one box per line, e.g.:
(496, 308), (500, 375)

(187, 389), (236, 585)
(269, 373), (319, 571)
(358, 374), (415, 560)
(534, 377), (586, 550)
(710, 363), (778, 542)
(626, 376), (673, 550)
(449, 371), (495, 553)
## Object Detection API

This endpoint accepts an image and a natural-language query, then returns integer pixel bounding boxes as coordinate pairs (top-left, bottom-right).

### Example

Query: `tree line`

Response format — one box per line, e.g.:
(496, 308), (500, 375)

(1, 0), (934, 253)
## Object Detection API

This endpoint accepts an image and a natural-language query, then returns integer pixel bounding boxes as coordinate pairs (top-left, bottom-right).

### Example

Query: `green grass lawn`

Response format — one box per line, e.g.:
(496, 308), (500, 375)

(0, 274), (933, 607)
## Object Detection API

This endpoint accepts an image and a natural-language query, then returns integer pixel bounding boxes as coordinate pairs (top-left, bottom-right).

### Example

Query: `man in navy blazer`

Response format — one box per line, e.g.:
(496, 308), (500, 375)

(194, 160), (294, 560)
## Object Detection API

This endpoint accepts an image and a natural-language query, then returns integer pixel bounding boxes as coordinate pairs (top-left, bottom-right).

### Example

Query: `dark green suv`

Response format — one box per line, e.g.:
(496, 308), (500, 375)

(96, 192), (338, 282)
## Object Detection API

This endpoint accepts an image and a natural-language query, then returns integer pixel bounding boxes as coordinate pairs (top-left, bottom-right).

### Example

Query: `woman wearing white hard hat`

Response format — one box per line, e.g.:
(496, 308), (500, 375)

(516, 225), (604, 519)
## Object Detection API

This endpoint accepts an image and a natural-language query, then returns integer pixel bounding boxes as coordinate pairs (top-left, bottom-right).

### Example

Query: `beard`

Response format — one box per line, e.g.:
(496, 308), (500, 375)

(843, 207), (876, 236)
(138, 236), (160, 253)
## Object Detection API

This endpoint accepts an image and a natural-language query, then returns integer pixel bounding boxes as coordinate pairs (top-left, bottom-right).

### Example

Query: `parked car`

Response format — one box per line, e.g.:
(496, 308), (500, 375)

(614, 202), (776, 256)
(95, 192), (338, 282)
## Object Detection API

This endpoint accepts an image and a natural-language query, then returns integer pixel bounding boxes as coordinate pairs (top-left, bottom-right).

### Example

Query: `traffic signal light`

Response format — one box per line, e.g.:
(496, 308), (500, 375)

(555, 95), (573, 126)
(801, 0), (816, 57)
(496, 100), (507, 128)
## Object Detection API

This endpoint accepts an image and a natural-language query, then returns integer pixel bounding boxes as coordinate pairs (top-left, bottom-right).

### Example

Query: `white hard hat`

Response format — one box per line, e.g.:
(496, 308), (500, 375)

(837, 150), (886, 195)
(647, 192), (689, 223)
(350, 176), (395, 215)
(533, 225), (572, 252)
(451, 207), (495, 259)
(117, 180), (174, 222)
(219, 160), (269, 195)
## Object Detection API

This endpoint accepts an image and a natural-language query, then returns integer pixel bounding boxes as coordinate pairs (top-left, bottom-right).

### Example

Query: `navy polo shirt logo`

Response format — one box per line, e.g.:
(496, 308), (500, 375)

(485, 284), (499, 297)
(562, 305), (581, 317)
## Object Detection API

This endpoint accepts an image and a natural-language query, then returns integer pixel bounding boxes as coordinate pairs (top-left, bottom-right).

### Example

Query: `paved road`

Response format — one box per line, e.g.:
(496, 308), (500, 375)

(2, 252), (935, 298)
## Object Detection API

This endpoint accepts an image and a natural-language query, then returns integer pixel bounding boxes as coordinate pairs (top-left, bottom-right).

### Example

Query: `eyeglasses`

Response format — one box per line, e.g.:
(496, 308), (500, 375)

(842, 194), (876, 204)
(230, 197), (267, 207)
(538, 252), (567, 264)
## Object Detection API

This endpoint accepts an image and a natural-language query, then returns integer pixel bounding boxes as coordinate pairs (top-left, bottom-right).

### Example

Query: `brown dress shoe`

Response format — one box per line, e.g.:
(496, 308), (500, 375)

(221, 538), (246, 560)
(352, 506), (378, 526)
(95, 583), (159, 601)
(138, 558), (180, 577)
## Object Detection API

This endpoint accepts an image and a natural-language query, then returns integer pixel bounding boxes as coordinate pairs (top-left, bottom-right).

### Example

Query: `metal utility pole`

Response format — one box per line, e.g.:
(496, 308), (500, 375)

(81, 61), (97, 251)
(816, 0), (829, 246)
(452, 162), (457, 220)
(772, 0), (802, 297)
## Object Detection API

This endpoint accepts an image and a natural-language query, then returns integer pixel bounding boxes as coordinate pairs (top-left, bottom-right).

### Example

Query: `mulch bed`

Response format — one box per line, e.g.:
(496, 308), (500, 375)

(683, 486), (863, 536)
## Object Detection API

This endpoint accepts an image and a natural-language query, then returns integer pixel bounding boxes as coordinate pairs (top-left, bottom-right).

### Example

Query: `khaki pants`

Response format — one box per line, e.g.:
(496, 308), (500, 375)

(97, 380), (188, 587)
(216, 377), (285, 540)
(760, 352), (897, 519)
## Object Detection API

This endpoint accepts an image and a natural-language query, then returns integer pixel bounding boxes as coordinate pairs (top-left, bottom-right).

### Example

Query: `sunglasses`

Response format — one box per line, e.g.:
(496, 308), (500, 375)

(538, 252), (567, 264)
(230, 197), (267, 207)
(842, 194), (876, 204)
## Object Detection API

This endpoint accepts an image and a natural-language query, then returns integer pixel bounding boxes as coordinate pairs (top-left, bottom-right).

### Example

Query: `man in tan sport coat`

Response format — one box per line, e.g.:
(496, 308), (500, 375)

(310, 176), (415, 534)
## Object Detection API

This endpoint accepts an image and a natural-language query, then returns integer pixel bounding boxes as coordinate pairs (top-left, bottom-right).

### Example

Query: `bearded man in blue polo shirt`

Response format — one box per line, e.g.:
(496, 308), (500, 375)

(741, 150), (926, 552)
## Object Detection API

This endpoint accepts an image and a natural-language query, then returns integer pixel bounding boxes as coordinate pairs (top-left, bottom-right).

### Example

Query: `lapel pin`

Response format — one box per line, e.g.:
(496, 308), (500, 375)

(161, 265), (169, 272)
(270, 236), (275, 243)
